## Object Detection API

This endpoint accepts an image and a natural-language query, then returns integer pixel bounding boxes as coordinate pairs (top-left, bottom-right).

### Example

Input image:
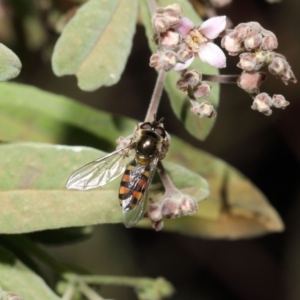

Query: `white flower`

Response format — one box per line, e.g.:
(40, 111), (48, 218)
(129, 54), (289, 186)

(173, 16), (227, 70)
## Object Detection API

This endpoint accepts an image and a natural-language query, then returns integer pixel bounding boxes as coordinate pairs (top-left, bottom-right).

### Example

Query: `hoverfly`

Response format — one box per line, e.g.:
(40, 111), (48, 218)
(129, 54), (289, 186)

(66, 118), (168, 228)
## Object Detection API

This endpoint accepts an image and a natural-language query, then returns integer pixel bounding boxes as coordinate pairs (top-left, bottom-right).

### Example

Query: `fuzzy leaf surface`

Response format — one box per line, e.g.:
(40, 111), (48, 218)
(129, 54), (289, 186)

(140, 0), (220, 141)
(0, 83), (283, 238)
(0, 143), (208, 234)
(158, 138), (285, 239)
(0, 245), (60, 300)
(0, 44), (22, 81)
(0, 82), (135, 147)
(52, 0), (138, 91)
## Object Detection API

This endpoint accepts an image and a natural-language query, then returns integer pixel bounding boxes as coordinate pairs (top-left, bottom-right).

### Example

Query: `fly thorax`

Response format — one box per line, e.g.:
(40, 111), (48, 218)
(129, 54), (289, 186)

(136, 132), (159, 158)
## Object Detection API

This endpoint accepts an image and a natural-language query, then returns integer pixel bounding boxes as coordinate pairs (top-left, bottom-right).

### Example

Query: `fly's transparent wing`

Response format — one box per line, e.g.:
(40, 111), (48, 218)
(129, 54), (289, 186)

(66, 147), (134, 190)
(123, 156), (159, 228)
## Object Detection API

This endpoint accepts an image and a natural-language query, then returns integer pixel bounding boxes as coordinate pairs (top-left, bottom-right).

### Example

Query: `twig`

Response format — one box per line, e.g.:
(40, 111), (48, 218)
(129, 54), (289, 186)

(146, 0), (157, 15)
(202, 74), (239, 83)
(144, 69), (167, 122)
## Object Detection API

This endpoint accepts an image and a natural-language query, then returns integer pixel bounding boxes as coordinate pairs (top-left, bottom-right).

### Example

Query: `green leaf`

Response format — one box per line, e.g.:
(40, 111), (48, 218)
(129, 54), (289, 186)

(0, 82), (135, 147)
(0, 142), (208, 234)
(159, 138), (285, 239)
(0, 82), (283, 238)
(140, 0), (220, 141)
(0, 245), (60, 300)
(0, 44), (22, 81)
(52, 0), (138, 91)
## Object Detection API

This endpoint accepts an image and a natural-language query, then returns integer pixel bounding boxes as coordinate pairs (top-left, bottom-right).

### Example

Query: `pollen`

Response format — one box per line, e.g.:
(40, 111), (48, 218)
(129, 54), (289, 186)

(185, 28), (208, 53)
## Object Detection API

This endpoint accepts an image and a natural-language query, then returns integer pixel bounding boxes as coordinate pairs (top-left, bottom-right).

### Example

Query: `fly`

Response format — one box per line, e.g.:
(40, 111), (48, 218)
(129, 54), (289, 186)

(66, 118), (168, 228)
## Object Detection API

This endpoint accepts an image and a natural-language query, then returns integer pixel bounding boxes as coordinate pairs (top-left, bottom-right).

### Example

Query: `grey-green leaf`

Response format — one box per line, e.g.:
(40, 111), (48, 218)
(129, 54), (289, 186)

(0, 82), (135, 145)
(52, 0), (138, 91)
(0, 44), (22, 81)
(0, 245), (61, 300)
(162, 138), (285, 239)
(140, 0), (220, 140)
(0, 143), (208, 234)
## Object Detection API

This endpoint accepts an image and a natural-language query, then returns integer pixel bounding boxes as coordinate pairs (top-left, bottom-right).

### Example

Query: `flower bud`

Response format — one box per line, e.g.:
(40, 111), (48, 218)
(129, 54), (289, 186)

(193, 81), (211, 99)
(147, 203), (162, 222)
(246, 22), (262, 37)
(251, 92), (272, 116)
(238, 52), (263, 71)
(183, 70), (202, 87)
(164, 3), (183, 15)
(256, 50), (274, 64)
(160, 30), (181, 48)
(221, 33), (245, 56)
(177, 48), (194, 63)
(281, 67), (297, 84)
(149, 50), (178, 71)
(233, 23), (250, 40)
(163, 10), (181, 26)
(190, 101), (217, 118)
(152, 15), (169, 33)
(272, 94), (290, 109)
(260, 29), (278, 50)
(153, 5), (182, 32)
(161, 194), (197, 218)
(268, 56), (287, 76)
(237, 71), (266, 94)
(176, 79), (188, 91)
(244, 33), (263, 50)
(149, 53), (160, 69)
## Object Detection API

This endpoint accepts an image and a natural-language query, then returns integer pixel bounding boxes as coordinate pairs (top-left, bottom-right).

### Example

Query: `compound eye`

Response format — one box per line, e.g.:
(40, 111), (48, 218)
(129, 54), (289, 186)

(140, 122), (152, 130)
(155, 127), (166, 138)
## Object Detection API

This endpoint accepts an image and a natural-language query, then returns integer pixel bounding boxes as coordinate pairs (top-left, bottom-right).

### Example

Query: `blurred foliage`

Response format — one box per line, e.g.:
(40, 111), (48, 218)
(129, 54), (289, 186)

(0, 0), (295, 299)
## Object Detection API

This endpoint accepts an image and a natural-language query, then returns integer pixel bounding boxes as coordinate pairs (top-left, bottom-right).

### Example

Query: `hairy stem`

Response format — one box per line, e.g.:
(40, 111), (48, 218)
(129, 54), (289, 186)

(202, 74), (239, 83)
(157, 161), (178, 194)
(144, 0), (167, 122)
(146, 0), (157, 15)
(78, 281), (105, 300)
(62, 281), (76, 300)
(145, 69), (167, 122)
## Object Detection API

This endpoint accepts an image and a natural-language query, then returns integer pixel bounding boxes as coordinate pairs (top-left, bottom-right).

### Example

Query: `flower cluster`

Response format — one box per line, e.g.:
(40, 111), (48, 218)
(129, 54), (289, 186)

(176, 70), (216, 118)
(150, 5), (227, 72)
(150, 5), (226, 119)
(251, 93), (289, 116)
(221, 21), (297, 115)
(146, 178), (198, 231)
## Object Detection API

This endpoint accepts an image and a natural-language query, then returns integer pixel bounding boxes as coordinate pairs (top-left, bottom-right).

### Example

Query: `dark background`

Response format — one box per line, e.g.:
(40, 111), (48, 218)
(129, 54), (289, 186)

(4, 0), (300, 299)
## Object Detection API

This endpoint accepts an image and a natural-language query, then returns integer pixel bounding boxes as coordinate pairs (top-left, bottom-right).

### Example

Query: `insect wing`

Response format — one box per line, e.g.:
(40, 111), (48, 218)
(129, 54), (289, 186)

(123, 157), (159, 228)
(66, 147), (133, 190)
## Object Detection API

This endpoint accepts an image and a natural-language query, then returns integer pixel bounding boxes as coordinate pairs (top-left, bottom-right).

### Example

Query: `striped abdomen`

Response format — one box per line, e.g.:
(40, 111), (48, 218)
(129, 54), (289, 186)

(118, 157), (150, 211)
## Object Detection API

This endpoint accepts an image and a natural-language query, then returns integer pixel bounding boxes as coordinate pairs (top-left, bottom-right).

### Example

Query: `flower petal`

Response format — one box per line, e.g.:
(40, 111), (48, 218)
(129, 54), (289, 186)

(174, 17), (194, 37)
(173, 57), (194, 71)
(198, 42), (226, 68)
(200, 16), (226, 39)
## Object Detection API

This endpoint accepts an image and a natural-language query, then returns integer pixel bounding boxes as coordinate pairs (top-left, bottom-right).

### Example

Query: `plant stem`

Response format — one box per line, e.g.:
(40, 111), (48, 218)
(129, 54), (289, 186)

(145, 69), (167, 122)
(62, 281), (76, 300)
(157, 161), (178, 193)
(144, 0), (167, 122)
(146, 0), (157, 15)
(78, 281), (106, 300)
(202, 74), (239, 84)
(77, 275), (150, 287)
